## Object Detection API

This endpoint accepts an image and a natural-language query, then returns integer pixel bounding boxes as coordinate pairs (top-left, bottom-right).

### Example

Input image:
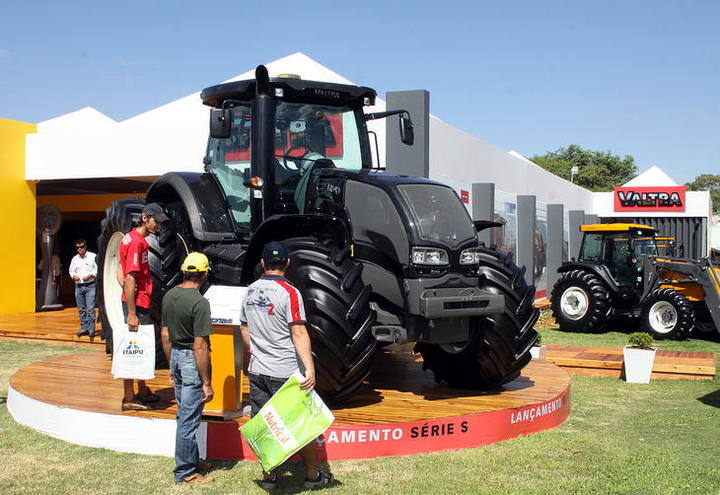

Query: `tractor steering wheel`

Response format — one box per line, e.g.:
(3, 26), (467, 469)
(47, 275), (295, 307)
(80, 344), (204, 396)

(275, 145), (312, 170)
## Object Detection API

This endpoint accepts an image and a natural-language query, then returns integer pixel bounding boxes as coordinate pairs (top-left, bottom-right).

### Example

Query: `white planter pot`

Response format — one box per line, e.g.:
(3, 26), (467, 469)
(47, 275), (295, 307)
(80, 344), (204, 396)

(530, 345), (547, 360)
(623, 346), (657, 383)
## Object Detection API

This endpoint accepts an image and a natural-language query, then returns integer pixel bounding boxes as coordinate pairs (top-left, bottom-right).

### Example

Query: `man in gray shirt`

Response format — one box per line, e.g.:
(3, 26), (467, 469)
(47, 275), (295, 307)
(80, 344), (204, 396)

(240, 241), (333, 490)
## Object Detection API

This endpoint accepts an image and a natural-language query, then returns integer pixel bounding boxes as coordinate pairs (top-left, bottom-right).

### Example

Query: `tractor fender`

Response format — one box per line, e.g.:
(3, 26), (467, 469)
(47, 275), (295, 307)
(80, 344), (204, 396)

(240, 213), (352, 285)
(558, 262), (617, 294)
(145, 172), (236, 242)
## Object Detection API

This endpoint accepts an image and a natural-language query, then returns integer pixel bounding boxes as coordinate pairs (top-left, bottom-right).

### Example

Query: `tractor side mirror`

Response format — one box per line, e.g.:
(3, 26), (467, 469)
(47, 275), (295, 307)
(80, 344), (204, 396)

(400, 114), (414, 146)
(210, 108), (231, 138)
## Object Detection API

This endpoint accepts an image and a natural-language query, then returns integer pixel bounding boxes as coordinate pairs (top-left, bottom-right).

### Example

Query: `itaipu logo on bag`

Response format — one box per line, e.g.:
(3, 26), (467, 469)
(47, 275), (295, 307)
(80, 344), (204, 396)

(123, 341), (144, 355)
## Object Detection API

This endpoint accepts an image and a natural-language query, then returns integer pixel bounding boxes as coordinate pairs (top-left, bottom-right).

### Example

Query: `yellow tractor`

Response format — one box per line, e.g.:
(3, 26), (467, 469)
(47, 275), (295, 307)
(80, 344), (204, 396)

(550, 223), (720, 339)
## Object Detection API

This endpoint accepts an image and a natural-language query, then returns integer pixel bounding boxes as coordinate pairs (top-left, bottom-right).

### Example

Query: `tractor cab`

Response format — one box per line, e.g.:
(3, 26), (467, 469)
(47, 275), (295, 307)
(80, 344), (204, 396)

(578, 224), (658, 291)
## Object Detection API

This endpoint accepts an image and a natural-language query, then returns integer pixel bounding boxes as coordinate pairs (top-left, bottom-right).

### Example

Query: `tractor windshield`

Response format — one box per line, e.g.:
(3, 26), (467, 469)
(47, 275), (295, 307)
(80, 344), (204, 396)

(398, 184), (476, 248)
(206, 102), (365, 233)
(632, 237), (658, 258)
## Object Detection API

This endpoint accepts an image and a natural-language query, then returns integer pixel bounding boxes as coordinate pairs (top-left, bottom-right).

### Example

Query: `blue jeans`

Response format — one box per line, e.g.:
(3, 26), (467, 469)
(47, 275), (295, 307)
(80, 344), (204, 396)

(74, 283), (96, 334)
(171, 348), (205, 482)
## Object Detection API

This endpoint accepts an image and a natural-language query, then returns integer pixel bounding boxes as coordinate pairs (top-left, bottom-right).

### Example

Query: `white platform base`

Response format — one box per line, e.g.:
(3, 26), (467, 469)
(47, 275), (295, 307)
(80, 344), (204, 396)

(7, 385), (207, 458)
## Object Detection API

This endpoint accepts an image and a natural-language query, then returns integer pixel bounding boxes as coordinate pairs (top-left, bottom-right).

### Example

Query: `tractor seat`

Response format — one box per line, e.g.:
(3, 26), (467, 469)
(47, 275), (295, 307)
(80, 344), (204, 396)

(294, 154), (335, 213)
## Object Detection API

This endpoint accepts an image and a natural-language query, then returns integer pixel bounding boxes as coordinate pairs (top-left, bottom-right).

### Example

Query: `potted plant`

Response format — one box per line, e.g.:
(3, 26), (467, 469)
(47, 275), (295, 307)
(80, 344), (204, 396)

(529, 333), (546, 360)
(623, 332), (656, 383)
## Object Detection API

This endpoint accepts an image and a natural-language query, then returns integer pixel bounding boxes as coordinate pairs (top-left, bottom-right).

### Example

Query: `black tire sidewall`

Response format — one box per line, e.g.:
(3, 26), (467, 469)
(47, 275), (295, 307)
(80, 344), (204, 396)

(641, 288), (694, 340)
(551, 270), (610, 332)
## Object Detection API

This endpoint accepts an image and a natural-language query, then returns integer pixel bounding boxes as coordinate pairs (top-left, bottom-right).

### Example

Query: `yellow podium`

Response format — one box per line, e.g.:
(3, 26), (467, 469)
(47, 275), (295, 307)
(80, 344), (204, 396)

(202, 286), (248, 419)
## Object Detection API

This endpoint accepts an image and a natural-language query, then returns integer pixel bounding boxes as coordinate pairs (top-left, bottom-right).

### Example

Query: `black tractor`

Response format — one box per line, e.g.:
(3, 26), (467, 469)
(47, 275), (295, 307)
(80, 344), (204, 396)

(97, 67), (539, 403)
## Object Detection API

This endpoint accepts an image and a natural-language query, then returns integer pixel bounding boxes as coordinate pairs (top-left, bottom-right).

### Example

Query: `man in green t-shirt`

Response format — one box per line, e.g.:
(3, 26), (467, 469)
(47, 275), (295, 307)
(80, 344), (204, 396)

(160, 252), (214, 485)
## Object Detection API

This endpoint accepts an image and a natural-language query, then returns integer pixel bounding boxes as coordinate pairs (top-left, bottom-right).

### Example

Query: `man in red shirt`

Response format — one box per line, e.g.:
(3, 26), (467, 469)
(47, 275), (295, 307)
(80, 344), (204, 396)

(118, 202), (168, 411)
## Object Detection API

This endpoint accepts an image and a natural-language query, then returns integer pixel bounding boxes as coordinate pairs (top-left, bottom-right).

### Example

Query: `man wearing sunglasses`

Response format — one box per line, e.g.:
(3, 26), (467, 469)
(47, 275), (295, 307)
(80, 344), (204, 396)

(69, 239), (97, 338)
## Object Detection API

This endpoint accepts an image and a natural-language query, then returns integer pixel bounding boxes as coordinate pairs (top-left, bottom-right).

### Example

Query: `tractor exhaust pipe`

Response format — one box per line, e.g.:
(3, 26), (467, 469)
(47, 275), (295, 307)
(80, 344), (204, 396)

(250, 65), (276, 230)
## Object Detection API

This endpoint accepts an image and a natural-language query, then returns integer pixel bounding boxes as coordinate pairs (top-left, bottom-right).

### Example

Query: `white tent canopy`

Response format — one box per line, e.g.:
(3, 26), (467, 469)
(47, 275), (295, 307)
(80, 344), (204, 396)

(622, 166), (679, 187)
(26, 52), (387, 181)
(25, 52), (594, 214)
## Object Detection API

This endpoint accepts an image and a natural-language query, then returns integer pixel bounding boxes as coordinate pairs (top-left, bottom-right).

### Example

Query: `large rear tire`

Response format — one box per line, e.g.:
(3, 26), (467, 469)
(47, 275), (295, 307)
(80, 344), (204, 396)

(284, 237), (376, 403)
(550, 269), (610, 332)
(97, 198), (190, 364)
(415, 248), (540, 389)
(641, 288), (694, 340)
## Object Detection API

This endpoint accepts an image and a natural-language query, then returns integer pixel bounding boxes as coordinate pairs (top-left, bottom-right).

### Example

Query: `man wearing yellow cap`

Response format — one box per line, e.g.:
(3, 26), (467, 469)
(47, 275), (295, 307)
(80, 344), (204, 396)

(160, 252), (215, 485)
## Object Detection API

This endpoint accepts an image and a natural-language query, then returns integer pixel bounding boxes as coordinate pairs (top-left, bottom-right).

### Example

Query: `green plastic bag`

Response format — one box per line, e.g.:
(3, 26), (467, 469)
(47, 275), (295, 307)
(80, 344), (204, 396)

(240, 372), (335, 472)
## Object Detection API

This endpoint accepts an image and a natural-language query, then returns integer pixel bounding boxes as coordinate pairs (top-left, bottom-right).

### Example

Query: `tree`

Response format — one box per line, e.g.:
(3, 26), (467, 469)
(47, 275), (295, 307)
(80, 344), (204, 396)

(686, 174), (720, 215)
(530, 145), (638, 192)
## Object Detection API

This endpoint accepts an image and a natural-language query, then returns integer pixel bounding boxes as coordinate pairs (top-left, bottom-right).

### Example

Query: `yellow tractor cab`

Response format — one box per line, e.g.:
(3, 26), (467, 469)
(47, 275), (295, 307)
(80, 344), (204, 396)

(576, 223), (658, 292)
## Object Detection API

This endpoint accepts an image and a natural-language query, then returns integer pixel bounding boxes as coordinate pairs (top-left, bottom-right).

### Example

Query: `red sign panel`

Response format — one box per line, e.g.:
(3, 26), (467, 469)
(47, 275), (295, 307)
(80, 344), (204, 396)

(613, 186), (686, 212)
(206, 388), (570, 461)
(460, 189), (469, 204)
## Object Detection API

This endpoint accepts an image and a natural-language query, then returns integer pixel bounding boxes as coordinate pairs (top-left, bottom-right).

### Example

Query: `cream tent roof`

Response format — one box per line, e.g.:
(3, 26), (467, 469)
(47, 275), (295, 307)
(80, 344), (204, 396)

(26, 53), (386, 181)
(622, 166), (679, 187)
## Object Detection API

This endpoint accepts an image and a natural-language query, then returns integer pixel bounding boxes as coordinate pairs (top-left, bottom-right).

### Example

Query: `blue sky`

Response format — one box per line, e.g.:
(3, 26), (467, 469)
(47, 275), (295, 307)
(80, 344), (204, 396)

(1, 0), (717, 184)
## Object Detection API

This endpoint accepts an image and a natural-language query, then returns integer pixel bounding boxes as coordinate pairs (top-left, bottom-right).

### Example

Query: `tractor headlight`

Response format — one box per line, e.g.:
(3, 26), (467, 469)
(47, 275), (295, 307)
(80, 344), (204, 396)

(411, 247), (449, 266)
(459, 247), (481, 265)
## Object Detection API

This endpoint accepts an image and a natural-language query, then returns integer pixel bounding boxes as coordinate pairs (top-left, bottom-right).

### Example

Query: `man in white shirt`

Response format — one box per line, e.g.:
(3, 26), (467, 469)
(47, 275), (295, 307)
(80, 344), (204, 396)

(69, 239), (98, 338)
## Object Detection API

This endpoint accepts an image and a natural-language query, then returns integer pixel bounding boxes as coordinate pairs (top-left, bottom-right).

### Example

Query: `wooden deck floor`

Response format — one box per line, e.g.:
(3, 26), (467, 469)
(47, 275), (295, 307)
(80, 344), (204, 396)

(545, 344), (716, 380)
(0, 308), (102, 346)
(9, 346), (569, 426)
(1, 309), (714, 380)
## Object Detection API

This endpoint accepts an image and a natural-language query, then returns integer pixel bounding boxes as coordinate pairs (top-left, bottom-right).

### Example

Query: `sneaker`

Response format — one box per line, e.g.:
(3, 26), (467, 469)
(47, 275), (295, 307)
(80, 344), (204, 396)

(76, 330), (89, 337)
(177, 473), (214, 484)
(304, 471), (334, 489)
(260, 472), (278, 490)
(136, 391), (160, 404)
(121, 398), (152, 411)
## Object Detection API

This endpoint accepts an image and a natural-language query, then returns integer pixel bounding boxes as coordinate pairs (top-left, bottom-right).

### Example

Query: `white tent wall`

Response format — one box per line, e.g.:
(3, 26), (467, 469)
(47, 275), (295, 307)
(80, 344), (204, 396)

(428, 116), (594, 214)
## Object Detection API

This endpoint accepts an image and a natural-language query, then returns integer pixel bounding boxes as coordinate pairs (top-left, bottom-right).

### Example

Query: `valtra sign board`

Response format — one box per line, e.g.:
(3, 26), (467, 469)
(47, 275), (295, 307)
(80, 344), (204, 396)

(613, 186), (686, 212)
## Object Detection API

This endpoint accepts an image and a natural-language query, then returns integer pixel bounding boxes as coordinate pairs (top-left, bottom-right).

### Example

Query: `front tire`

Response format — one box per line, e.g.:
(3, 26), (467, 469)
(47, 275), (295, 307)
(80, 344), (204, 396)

(641, 288), (694, 340)
(284, 237), (377, 403)
(415, 248), (540, 389)
(550, 269), (610, 332)
(97, 198), (190, 364)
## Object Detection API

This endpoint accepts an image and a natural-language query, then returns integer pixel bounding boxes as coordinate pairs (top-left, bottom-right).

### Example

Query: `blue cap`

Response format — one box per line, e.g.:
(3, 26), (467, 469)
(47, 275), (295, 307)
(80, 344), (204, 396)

(261, 241), (289, 264)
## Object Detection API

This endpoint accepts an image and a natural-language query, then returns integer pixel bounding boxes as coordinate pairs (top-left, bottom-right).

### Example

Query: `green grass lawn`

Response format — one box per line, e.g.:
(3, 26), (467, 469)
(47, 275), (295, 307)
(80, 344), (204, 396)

(536, 309), (720, 353)
(1, 339), (719, 494)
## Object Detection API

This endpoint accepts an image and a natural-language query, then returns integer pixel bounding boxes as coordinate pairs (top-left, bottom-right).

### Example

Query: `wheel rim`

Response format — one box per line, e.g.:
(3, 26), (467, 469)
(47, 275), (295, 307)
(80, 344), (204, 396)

(648, 301), (678, 334)
(102, 232), (126, 333)
(560, 287), (589, 321)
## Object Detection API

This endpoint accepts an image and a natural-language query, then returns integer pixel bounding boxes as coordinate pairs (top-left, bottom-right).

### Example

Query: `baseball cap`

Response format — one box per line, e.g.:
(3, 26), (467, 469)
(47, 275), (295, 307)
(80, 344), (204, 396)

(181, 252), (211, 272)
(261, 241), (289, 264)
(141, 203), (169, 223)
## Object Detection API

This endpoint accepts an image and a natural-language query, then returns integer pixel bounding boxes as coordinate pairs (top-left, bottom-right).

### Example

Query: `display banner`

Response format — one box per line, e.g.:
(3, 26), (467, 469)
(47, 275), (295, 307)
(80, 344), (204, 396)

(613, 186), (686, 212)
(207, 387), (570, 461)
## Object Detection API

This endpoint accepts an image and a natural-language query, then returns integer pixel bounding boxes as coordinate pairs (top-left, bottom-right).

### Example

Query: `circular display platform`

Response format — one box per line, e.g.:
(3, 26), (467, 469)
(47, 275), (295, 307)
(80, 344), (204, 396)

(8, 345), (570, 460)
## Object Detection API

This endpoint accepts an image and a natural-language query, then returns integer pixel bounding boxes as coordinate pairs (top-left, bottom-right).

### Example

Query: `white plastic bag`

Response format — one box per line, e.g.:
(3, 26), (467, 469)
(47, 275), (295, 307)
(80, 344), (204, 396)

(111, 324), (156, 380)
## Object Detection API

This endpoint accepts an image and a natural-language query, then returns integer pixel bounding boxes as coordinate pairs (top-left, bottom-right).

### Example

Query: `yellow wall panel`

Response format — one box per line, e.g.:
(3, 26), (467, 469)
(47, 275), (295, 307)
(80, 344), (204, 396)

(0, 119), (37, 315)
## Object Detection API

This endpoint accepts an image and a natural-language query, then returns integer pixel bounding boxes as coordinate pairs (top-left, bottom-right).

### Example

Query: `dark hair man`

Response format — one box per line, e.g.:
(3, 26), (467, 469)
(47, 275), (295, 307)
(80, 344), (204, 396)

(117, 202), (168, 411)
(160, 252), (215, 485)
(69, 238), (97, 339)
(240, 241), (334, 490)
